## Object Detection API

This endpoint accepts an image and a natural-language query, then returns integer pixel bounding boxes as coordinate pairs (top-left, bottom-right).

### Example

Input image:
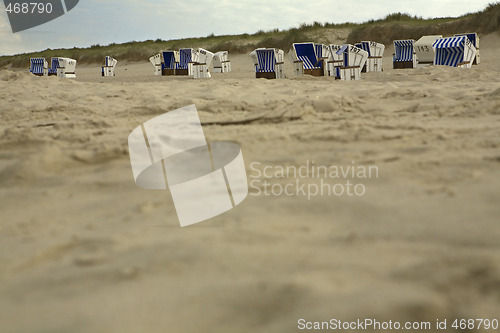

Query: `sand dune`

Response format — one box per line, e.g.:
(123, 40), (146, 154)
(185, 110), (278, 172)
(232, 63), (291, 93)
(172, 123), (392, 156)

(0, 33), (499, 333)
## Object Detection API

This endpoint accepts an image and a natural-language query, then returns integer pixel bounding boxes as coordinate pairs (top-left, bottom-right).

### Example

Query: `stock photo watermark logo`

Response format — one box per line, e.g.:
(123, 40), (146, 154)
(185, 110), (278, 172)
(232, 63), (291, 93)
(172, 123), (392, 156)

(248, 161), (379, 200)
(128, 105), (248, 227)
(3, 0), (79, 33)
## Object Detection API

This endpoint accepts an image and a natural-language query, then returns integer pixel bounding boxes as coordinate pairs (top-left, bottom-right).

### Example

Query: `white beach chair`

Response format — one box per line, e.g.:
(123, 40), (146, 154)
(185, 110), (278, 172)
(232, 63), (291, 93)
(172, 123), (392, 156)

(393, 39), (417, 69)
(56, 57), (77, 78)
(29, 58), (48, 76)
(102, 56), (117, 77)
(326, 44), (343, 77)
(250, 48), (285, 79)
(179, 48), (199, 76)
(415, 35), (442, 68)
(193, 48), (214, 79)
(149, 53), (163, 76)
(335, 44), (369, 80)
(356, 41), (385, 72)
(292, 42), (324, 76)
(433, 35), (476, 68)
(455, 33), (480, 65)
(213, 51), (231, 73)
(162, 51), (180, 76)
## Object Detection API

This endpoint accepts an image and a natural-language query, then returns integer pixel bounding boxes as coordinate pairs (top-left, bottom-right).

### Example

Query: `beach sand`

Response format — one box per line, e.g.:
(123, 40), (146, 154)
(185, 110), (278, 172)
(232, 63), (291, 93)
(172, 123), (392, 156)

(0, 33), (499, 332)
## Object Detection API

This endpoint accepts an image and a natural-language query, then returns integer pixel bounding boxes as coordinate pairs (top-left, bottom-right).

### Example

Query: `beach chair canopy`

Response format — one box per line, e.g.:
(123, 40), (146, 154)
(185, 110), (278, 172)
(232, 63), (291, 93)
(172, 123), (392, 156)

(328, 45), (343, 61)
(454, 33), (479, 48)
(197, 48), (214, 65)
(149, 53), (162, 66)
(293, 43), (322, 69)
(49, 57), (59, 74)
(104, 56), (117, 67)
(252, 48), (280, 72)
(179, 48), (199, 69)
(394, 39), (415, 62)
(358, 41), (385, 57)
(315, 43), (328, 59)
(433, 36), (476, 67)
(162, 51), (179, 69)
(335, 44), (369, 67)
(29, 58), (46, 74)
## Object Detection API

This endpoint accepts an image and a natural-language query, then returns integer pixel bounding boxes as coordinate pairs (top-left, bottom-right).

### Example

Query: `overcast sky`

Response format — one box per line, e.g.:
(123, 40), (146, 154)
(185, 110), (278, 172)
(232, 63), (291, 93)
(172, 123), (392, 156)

(0, 0), (494, 55)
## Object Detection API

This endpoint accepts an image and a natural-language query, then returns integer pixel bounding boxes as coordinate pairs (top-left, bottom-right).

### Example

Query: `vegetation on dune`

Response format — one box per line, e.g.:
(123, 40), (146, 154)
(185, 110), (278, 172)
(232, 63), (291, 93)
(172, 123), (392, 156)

(1, 3), (499, 68)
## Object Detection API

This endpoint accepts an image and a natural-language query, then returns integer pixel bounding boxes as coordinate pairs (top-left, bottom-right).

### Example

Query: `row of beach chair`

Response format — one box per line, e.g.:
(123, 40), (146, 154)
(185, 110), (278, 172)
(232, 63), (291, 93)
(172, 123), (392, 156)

(149, 48), (231, 79)
(29, 57), (77, 78)
(393, 32), (479, 69)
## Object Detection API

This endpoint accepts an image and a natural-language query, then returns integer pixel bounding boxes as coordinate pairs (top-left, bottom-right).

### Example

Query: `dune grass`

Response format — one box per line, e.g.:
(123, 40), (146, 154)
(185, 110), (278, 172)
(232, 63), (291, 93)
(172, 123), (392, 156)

(1, 3), (499, 68)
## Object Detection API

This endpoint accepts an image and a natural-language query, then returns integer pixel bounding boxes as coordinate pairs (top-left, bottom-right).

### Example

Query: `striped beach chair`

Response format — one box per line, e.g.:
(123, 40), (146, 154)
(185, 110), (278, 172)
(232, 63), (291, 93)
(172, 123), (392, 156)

(356, 41), (384, 72)
(326, 45), (343, 77)
(250, 48), (284, 79)
(56, 57), (77, 78)
(193, 48), (214, 79)
(415, 35), (442, 67)
(293, 43), (323, 76)
(393, 39), (417, 69)
(433, 36), (476, 68)
(29, 58), (48, 76)
(102, 56), (117, 77)
(455, 33), (480, 65)
(48, 57), (59, 76)
(178, 48), (199, 76)
(162, 51), (180, 76)
(213, 51), (231, 73)
(335, 44), (369, 80)
(149, 53), (162, 75)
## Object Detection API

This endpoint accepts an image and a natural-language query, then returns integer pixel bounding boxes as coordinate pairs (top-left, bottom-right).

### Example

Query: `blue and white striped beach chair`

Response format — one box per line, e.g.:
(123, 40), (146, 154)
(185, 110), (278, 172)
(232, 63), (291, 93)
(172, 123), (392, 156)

(326, 44), (343, 77)
(178, 48), (199, 76)
(48, 57), (59, 76)
(162, 51), (180, 75)
(29, 58), (48, 76)
(250, 48), (284, 79)
(415, 35), (442, 67)
(393, 39), (417, 69)
(292, 42), (324, 76)
(433, 36), (476, 68)
(102, 56), (117, 77)
(455, 33), (480, 65)
(356, 41), (384, 72)
(335, 44), (369, 80)
(213, 51), (231, 73)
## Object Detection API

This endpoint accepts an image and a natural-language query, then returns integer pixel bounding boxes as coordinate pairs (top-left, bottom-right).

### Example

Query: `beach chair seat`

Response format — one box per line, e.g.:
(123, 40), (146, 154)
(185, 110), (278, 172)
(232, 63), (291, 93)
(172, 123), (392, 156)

(48, 57), (59, 76)
(455, 33), (480, 65)
(162, 51), (180, 76)
(433, 35), (476, 68)
(393, 39), (417, 69)
(326, 44), (343, 78)
(356, 41), (385, 72)
(250, 48), (285, 79)
(29, 58), (48, 76)
(102, 56), (117, 77)
(193, 48), (214, 79)
(178, 48), (199, 76)
(213, 51), (231, 73)
(415, 35), (442, 67)
(292, 42), (324, 76)
(56, 57), (77, 78)
(149, 53), (163, 76)
(335, 44), (369, 81)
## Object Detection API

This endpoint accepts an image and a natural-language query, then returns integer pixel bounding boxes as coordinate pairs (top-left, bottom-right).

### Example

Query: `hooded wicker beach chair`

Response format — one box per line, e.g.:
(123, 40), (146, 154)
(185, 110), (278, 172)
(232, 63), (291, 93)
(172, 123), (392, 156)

(335, 44), (369, 80)
(193, 48), (214, 79)
(250, 48), (285, 79)
(415, 35), (442, 67)
(55, 57), (77, 78)
(178, 48), (199, 76)
(356, 41), (385, 72)
(162, 51), (180, 76)
(213, 51), (231, 73)
(433, 35), (476, 68)
(292, 42), (324, 76)
(455, 33), (480, 65)
(149, 53), (162, 76)
(393, 39), (417, 69)
(102, 56), (117, 77)
(29, 58), (48, 76)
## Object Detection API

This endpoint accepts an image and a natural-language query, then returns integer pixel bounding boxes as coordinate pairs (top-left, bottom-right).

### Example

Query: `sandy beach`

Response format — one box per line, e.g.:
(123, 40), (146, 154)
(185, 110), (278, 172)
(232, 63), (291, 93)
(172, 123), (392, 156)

(0, 33), (499, 332)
